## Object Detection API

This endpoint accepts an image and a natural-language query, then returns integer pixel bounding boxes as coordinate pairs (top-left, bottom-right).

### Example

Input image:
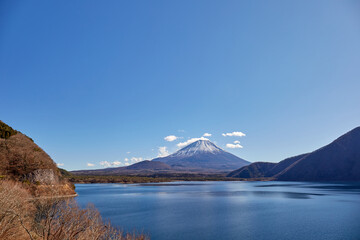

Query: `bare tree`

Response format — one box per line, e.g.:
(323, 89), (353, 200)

(0, 180), (149, 240)
(0, 181), (34, 240)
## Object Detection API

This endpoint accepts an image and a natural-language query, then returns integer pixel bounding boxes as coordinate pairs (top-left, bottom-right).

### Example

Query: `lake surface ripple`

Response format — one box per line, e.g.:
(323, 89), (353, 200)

(75, 181), (360, 240)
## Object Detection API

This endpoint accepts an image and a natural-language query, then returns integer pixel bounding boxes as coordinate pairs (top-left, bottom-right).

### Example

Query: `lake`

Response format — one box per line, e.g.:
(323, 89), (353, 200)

(75, 181), (360, 240)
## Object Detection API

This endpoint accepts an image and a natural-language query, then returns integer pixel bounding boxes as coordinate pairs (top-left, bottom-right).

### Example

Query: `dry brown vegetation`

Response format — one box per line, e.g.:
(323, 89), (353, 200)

(0, 180), (32, 239)
(0, 120), (75, 197)
(0, 121), (148, 239)
(0, 132), (59, 177)
(0, 180), (148, 240)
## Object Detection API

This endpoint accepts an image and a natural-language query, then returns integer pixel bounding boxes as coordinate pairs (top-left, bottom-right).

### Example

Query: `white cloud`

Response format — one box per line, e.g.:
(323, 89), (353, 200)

(126, 152), (131, 154)
(100, 160), (126, 168)
(130, 157), (143, 163)
(158, 146), (170, 157)
(203, 133), (212, 137)
(177, 137), (209, 148)
(99, 158), (144, 168)
(233, 140), (240, 144)
(226, 143), (243, 149)
(87, 163), (95, 167)
(100, 161), (112, 167)
(56, 163), (64, 167)
(222, 131), (246, 137)
(112, 161), (122, 166)
(164, 135), (178, 142)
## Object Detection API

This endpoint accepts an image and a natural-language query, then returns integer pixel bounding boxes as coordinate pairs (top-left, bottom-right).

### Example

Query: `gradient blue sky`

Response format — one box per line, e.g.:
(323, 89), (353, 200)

(1, 0), (360, 170)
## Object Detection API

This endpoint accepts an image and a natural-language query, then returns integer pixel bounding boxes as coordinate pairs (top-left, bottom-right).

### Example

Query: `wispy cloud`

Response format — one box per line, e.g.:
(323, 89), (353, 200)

(226, 143), (243, 149)
(100, 161), (112, 167)
(203, 133), (212, 137)
(56, 163), (64, 167)
(158, 146), (170, 157)
(164, 135), (178, 142)
(112, 161), (122, 166)
(87, 163), (95, 167)
(99, 161), (121, 167)
(227, 140), (243, 148)
(222, 131), (246, 137)
(177, 137), (209, 148)
(130, 157), (143, 163)
(98, 157), (143, 168)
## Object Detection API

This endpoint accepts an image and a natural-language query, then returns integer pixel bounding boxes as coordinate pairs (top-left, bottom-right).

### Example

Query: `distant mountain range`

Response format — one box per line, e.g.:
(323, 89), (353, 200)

(228, 127), (360, 181)
(72, 126), (360, 181)
(72, 140), (250, 175)
(4, 118), (359, 182)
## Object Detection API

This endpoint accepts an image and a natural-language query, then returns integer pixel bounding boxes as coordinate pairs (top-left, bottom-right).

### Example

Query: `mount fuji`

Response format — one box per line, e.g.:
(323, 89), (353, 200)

(72, 140), (250, 175)
(152, 140), (250, 172)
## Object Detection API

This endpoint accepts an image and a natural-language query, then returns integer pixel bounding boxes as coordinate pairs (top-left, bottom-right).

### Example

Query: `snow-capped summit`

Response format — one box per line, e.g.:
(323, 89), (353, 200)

(173, 140), (222, 157)
(152, 140), (250, 171)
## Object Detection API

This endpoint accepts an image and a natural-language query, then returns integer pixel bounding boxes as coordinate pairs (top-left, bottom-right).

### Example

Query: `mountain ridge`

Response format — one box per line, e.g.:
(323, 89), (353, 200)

(228, 127), (360, 181)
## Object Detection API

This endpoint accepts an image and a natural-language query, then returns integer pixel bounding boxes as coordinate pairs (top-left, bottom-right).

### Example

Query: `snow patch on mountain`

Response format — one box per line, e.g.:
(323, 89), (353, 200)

(172, 140), (222, 157)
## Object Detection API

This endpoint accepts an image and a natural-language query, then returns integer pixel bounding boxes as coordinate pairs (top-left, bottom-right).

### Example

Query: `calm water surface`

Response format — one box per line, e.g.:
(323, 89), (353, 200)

(75, 181), (360, 240)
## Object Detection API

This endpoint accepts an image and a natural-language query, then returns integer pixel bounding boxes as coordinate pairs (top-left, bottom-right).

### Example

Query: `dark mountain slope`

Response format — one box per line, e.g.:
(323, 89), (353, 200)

(126, 160), (171, 170)
(228, 127), (360, 181)
(277, 127), (360, 181)
(227, 154), (308, 178)
(266, 153), (309, 177)
(227, 162), (276, 178)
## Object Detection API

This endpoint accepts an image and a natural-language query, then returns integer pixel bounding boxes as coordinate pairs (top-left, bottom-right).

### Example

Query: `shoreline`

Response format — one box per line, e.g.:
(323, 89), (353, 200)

(70, 178), (273, 184)
(30, 193), (78, 200)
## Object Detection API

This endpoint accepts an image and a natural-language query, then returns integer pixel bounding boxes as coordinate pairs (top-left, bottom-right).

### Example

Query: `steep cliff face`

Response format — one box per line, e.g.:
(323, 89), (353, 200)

(0, 121), (75, 196)
(25, 169), (60, 184)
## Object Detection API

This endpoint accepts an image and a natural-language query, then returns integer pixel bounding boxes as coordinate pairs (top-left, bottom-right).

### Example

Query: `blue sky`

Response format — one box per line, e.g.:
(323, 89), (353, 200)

(1, 0), (359, 170)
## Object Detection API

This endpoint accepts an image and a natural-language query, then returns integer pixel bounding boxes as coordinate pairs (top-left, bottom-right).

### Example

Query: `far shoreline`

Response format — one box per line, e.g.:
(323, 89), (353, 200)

(66, 173), (274, 184)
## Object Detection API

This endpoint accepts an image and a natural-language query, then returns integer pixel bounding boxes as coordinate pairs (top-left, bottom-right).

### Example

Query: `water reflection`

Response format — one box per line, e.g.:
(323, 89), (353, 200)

(75, 181), (360, 240)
